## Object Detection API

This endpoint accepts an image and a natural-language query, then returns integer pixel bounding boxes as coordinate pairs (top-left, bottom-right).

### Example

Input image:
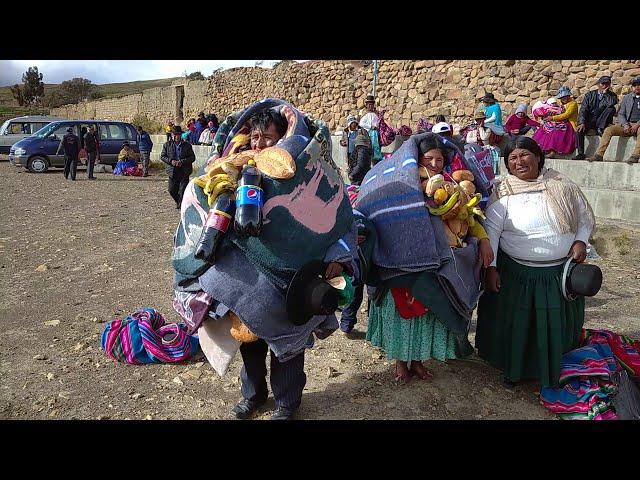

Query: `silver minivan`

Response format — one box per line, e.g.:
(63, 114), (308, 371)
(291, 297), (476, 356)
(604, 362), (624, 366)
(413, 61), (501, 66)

(0, 115), (63, 154)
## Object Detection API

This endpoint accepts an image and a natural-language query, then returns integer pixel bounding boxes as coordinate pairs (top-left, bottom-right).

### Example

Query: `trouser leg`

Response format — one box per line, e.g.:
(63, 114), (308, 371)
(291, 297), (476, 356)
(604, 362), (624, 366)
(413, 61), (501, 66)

(634, 126), (640, 157)
(269, 349), (306, 410)
(177, 175), (190, 205)
(168, 177), (181, 205)
(70, 156), (78, 180)
(63, 155), (71, 179)
(596, 125), (624, 157)
(518, 125), (532, 135)
(239, 339), (269, 403)
(340, 283), (364, 330)
(87, 151), (96, 178)
(140, 152), (150, 176)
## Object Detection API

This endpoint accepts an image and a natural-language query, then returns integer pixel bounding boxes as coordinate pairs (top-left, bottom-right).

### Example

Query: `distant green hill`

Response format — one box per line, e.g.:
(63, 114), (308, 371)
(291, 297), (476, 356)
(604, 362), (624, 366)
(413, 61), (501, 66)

(0, 77), (182, 108)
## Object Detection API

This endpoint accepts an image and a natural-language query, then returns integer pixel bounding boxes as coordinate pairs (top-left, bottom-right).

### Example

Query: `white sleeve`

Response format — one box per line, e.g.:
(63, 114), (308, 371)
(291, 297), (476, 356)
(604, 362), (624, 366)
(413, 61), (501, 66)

(484, 198), (507, 267)
(484, 112), (497, 125)
(479, 126), (492, 142)
(574, 193), (595, 246)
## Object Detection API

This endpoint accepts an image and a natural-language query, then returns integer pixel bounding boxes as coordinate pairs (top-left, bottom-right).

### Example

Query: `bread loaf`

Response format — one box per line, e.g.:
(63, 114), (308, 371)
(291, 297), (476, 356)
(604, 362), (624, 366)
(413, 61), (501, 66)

(254, 147), (296, 179)
(452, 170), (474, 183)
(229, 311), (258, 343)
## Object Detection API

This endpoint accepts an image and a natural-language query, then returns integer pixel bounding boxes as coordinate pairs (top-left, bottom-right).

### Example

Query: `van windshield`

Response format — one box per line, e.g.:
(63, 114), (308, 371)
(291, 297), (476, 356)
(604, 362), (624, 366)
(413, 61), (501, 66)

(33, 123), (61, 138)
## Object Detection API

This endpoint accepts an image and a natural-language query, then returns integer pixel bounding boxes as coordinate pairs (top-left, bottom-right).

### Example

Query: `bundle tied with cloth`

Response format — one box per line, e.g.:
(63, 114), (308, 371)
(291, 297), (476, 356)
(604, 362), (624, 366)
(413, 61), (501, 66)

(354, 133), (490, 342)
(172, 98), (356, 375)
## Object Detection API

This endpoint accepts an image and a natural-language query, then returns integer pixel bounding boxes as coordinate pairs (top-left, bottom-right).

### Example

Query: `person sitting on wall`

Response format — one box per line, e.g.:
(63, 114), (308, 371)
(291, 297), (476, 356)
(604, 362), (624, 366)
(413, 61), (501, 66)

(573, 75), (618, 160)
(587, 76), (640, 164)
(504, 104), (541, 138)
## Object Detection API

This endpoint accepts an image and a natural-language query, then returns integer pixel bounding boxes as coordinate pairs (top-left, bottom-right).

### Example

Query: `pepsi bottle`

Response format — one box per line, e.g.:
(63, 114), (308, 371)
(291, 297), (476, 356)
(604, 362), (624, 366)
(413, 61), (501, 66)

(194, 192), (235, 263)
(234, 161), (264, 237)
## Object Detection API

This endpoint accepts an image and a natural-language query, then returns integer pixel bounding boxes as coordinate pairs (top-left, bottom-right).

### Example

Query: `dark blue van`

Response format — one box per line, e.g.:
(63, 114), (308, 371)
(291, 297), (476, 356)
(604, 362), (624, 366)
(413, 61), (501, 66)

(9, 120), (139, 173)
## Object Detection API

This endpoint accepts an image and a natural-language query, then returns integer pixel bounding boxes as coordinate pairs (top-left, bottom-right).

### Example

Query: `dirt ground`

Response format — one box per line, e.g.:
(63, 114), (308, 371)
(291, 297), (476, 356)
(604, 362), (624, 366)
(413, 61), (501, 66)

(0, 160), (638, 420)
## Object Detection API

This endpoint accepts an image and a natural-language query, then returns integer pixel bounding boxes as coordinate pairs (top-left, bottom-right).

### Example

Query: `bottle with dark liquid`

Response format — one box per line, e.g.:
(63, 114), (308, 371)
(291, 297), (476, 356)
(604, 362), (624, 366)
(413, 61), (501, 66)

(234, 162), (263, 237)
(194, 192), (235, 263)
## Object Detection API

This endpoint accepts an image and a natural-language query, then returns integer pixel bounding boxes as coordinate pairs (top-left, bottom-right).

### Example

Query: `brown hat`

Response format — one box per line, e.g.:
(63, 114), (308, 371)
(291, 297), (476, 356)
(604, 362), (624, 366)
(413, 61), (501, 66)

(474, 109), (486, 120)
(481, 92), (496, 102)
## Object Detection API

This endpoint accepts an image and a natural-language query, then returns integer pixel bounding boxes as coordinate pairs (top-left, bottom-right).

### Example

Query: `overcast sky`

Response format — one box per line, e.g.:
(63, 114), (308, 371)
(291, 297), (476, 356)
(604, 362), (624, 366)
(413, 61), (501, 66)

(0, 60), (284, 86)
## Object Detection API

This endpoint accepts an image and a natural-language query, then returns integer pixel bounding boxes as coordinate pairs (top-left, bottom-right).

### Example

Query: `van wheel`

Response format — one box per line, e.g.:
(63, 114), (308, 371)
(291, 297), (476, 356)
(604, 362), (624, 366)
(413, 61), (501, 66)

(28, 156), (49, 173)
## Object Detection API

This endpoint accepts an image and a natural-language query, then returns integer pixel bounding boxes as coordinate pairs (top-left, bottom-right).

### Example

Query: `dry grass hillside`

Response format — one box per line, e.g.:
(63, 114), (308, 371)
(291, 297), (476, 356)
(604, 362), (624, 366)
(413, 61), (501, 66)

(0, 77), (181, 123)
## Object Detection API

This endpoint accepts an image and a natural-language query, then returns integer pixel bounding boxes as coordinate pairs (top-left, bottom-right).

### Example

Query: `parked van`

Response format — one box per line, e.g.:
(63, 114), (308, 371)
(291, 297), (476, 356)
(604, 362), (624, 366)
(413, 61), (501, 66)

(0, 115), (63, 154)
(9, 120), (139, 173)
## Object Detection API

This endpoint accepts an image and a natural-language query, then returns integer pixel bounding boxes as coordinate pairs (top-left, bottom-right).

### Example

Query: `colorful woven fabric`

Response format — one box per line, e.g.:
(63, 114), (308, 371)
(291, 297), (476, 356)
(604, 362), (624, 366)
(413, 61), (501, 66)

(583, 329), (640, 375)
(101, 308), (199, 364)
(539, 328), (640, 420)
(540, 343), (619, 420)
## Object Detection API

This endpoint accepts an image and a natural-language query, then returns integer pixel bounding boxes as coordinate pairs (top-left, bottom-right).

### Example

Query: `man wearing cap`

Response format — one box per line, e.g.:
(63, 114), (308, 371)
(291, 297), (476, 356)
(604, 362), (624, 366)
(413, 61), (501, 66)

(62, 126), (80, 181)
(588, 77), (640, 164)
(432, 121), (464, 151)
(160, 125), (196, 209)
(573, 75), (618, 160)
(340, 115), (372, 186)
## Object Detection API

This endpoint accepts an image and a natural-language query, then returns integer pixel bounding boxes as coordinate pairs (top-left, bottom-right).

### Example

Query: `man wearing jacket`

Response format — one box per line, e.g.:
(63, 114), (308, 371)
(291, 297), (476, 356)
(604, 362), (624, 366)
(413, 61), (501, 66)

(62, 127), (80, 181)
(161, 125), (195, 209)
(574, 75), (618, 160)
(136, 125), (154, 177)
(340, 115), (372, 186)
(588, 76), (640, 164)
(83, 125), (98, 180)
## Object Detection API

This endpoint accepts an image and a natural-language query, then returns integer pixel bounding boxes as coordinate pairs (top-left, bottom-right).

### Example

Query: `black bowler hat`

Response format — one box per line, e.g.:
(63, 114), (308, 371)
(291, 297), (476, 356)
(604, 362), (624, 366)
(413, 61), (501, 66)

(481, 92), (496, 102)
(286, 260), (339, 326)
(365, 95), (375, 103)
(171, 125), (183, 135)
(597, 75), (612, 84)
(561, 258), (603, 301)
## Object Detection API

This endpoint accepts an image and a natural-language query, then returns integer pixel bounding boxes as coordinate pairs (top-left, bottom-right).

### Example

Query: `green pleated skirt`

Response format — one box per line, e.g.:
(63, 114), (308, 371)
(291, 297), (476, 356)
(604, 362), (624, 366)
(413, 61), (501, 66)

(476, 250), (585, 388)
(366, 290), (458, 362)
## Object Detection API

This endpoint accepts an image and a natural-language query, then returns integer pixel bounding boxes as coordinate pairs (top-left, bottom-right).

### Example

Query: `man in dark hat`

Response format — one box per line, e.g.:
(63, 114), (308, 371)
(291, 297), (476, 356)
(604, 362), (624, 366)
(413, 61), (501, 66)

(160, 125), (196, 209)
(62, 126), (80, 181)
(588, 76), (640, 164)
(574, 75), (618, 160)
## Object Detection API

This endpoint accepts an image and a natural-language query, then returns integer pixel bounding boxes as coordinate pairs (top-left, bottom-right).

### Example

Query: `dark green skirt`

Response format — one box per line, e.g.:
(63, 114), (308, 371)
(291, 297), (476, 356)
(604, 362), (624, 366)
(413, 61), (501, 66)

(476, 250), (585, 388)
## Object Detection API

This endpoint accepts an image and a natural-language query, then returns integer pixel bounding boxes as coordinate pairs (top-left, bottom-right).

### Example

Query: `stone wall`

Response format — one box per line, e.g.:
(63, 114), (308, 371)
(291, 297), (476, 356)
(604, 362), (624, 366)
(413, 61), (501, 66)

(51, 60), (640, 131)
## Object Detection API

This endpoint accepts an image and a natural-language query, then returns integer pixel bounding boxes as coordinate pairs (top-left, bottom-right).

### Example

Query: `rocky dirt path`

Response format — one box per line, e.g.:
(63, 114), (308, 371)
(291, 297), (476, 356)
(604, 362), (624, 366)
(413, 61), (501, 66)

(0, 161), (638, 420)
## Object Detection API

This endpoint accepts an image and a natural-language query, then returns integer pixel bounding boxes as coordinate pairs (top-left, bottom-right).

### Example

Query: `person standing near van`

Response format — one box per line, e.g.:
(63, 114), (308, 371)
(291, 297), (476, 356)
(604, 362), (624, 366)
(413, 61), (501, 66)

(83, 125), (98, 180)
(161, 125), (195, 209)
(136, 125), (153, 177)
(62, 127), (80, 181)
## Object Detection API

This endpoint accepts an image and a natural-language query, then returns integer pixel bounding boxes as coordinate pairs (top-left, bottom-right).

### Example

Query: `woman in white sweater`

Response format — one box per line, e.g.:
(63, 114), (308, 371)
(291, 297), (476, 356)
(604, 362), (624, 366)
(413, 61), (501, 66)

(476, 136), (595, 388)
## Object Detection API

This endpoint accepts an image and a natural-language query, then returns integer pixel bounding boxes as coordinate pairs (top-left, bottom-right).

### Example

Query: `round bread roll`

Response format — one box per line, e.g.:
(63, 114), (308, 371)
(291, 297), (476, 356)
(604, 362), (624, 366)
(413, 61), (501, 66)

(254, 147), (296, 179)
(229, 311), (258, 343)
(452, 170), (474, 183)
(443, 182), (457, 196)
(459, 180), (476, 196)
